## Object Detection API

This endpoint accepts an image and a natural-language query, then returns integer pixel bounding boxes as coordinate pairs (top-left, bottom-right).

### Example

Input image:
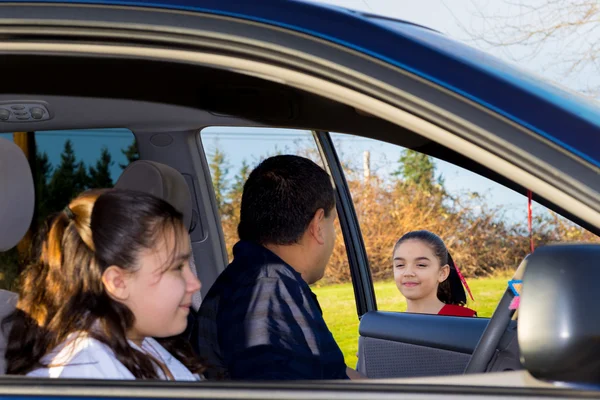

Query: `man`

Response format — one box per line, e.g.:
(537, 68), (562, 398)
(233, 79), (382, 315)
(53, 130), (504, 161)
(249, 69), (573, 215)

(195, 155), (362, 380)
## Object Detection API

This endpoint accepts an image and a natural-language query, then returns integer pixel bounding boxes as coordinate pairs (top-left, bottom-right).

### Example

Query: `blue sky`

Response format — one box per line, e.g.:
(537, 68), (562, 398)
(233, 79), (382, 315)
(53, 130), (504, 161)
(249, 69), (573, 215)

(200, 127), (527, 223)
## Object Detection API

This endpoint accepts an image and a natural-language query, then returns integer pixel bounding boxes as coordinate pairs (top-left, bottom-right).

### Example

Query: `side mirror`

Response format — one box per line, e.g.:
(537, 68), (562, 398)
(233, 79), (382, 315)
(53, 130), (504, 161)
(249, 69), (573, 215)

(519, 244), (600, 386)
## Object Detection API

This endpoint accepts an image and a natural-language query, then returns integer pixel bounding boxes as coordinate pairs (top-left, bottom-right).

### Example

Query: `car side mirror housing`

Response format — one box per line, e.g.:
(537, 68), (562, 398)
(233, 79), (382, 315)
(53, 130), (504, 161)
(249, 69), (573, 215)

(519, 244), (600, 386)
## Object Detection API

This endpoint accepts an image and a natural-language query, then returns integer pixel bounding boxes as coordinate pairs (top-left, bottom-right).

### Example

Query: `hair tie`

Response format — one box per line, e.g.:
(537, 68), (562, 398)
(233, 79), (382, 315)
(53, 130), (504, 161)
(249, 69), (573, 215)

(64, 206), (75, 220)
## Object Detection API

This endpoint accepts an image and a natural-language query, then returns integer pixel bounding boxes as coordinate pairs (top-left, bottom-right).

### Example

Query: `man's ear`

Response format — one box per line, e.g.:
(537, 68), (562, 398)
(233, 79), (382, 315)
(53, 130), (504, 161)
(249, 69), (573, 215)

(439, 264), (451, 283)
(102, 265), (130, 301)
(308, 208), (326, 245)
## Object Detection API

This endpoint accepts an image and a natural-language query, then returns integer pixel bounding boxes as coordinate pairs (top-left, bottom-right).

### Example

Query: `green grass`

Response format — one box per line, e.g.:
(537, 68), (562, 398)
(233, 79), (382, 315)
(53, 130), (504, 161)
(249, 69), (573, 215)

(312, 277), (509, 367)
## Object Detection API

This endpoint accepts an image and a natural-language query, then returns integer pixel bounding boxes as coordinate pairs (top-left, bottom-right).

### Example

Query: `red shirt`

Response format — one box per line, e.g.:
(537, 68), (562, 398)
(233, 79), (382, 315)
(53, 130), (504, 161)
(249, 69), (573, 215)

(438, 304), (477, 317)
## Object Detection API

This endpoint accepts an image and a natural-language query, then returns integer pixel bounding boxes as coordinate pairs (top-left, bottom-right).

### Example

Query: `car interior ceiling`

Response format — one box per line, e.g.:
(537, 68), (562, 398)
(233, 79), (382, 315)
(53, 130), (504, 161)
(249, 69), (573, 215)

(0, 53), (595, 236)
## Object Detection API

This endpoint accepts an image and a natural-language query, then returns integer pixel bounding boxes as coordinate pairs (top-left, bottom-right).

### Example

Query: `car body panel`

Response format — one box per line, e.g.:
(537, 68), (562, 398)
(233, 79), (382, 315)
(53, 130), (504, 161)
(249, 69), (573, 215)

(1, 0), (599, 167)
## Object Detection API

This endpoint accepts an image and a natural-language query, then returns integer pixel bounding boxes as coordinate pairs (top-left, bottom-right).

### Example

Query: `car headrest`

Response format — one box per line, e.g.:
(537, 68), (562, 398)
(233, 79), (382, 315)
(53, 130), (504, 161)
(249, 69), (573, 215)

(0, 289), (18, 375)
(115, 160), (193, 230)
(0, 137), (35, 251)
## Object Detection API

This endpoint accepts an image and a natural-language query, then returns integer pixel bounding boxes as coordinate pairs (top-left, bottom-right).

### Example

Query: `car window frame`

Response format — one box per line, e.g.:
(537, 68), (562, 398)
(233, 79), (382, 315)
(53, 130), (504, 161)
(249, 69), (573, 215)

(0, 5), (598, 397)
(0, 2), (596, 232)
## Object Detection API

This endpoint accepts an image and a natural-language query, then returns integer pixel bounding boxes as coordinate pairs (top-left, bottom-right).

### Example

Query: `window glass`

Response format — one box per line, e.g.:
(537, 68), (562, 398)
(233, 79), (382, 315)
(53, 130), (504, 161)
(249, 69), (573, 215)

(200, 126), (599, 368)
(201, 127), (325, 260)
(200, 127), (356, 367)
(329, 132), (598, 318)
(0, 129), (136, 290)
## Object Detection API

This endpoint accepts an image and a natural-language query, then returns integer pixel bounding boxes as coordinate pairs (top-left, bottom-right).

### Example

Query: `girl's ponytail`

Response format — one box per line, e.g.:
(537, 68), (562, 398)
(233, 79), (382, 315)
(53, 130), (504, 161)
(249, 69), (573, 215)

(437, 252), (467, 306)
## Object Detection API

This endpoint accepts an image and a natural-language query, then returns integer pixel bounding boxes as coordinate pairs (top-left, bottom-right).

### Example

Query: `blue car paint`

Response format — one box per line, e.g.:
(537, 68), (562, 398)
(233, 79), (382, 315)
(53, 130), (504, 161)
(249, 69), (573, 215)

(1, 0), (599, 167)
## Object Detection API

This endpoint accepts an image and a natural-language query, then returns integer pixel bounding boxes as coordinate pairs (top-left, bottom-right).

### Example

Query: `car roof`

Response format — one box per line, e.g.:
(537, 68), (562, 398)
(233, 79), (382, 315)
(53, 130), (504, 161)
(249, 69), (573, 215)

(3, 0), (599, 167)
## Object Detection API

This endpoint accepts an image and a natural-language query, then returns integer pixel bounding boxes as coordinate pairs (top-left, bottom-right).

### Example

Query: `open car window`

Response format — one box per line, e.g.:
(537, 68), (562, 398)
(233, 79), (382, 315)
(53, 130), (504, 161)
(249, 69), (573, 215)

(327, 132), (599, 317)
(199, 126), (356, 367)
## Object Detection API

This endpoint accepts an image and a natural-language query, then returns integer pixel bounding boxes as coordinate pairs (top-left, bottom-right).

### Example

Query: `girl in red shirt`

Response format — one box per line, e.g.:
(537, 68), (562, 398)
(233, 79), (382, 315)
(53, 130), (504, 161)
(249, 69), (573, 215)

(393, 230), (476, 318)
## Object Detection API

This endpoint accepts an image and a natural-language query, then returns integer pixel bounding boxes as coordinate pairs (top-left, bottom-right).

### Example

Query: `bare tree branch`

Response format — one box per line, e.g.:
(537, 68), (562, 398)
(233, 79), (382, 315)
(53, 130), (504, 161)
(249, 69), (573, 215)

(459, 0), (600, 96)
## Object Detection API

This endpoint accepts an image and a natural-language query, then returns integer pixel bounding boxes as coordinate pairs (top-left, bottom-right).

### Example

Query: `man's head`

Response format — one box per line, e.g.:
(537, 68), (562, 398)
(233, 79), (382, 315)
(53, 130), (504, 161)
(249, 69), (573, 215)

(238, 155), (336, 283)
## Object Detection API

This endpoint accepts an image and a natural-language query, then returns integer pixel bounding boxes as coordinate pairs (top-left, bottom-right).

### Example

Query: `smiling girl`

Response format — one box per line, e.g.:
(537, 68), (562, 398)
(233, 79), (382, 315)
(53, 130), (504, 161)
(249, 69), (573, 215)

(4, 189), (203, 379)
(392, 230), (476, 317)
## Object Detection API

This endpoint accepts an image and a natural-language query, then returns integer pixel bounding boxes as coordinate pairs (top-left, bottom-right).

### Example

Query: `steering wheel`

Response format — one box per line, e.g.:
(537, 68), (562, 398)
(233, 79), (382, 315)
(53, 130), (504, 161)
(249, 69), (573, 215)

(463, 256), (528, 374)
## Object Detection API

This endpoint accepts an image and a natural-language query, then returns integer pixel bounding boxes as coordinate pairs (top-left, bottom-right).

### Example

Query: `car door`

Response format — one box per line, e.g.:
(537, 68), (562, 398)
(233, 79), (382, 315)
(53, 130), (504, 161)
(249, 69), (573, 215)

(0, 1), (598, 399)
(317, 130), (527, 378)
(311, 130), (496, 378)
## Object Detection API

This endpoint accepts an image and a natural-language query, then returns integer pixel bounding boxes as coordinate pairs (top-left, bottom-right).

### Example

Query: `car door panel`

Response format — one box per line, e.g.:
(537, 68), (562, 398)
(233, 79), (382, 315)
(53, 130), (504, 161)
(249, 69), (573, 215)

(357, 311), (489, 378)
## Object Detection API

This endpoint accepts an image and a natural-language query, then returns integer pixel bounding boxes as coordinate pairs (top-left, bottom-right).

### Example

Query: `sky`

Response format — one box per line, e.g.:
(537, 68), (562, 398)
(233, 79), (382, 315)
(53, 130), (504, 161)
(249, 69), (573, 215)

(2, 0), (598, 226)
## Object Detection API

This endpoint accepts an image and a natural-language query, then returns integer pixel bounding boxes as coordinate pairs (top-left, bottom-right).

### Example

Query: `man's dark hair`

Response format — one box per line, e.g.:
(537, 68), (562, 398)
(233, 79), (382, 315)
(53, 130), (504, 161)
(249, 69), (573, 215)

(238, 155), (335, 246)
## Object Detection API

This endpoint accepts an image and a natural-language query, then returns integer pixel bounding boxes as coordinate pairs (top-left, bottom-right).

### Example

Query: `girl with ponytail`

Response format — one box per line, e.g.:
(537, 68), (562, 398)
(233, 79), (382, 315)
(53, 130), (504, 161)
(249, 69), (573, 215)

(4, 189), (204, 379)
(392, 230), (477, 317)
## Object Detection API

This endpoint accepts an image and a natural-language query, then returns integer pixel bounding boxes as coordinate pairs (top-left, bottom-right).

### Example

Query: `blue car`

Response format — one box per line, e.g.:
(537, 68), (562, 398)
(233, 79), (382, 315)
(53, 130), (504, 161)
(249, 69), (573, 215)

(0, 0), (598, 398)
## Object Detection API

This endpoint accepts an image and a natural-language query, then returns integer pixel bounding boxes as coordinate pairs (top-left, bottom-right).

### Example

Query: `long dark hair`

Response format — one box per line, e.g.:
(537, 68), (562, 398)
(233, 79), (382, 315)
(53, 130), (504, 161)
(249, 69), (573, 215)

(394, 230), (467, 306)
(4, 189), (204, 378)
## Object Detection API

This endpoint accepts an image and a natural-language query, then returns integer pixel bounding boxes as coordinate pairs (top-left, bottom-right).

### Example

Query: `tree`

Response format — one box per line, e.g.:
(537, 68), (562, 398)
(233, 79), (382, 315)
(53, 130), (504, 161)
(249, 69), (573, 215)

(48, 140), (89, 213)
(209, 145), (230, 216)
(393, 149), (437, 191)
(35, 151), (53, 223)
(465, 0), (600, 97)
(120, 139), (139, 170)
(48, 140), (77, 212)
(74, 162), (89, 194)
(229, 160), (250, 202)
(89, 147), (114, 188)
(227, 160), (250, 221)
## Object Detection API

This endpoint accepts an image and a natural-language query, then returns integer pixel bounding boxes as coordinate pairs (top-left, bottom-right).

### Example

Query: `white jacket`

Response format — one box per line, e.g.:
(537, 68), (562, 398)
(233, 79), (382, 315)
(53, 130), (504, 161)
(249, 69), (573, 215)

(27, 333), (202, 381)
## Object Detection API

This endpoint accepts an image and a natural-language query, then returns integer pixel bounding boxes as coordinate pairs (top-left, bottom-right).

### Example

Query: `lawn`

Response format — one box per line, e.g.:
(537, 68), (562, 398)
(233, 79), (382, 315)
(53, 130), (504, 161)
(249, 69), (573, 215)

(312, 277), (509, 367)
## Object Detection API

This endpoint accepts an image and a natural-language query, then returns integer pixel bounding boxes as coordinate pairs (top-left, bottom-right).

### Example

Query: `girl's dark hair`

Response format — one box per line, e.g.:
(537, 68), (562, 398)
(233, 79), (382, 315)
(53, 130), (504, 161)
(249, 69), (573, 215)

(3, 189), (204, 378)
(394, 230), (467, 306)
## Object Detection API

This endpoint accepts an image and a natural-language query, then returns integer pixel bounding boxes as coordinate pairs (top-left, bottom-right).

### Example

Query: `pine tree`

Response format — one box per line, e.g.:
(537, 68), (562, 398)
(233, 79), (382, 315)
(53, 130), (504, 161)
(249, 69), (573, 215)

(120, 139), (139, 170)
(74, 162), (89, 193)
(89, 147), (114, 188)
(393, 149), (436, 191)
(48, 140), (89, 212)
(48, 140), (77, 212)
(34, 151), (53, 223)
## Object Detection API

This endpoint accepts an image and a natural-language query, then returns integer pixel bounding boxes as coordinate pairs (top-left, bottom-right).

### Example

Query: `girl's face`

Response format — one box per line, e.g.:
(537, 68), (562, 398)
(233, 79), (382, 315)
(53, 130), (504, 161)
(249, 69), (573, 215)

(393, 239), (449, 302)
(124, 225), (201, 342)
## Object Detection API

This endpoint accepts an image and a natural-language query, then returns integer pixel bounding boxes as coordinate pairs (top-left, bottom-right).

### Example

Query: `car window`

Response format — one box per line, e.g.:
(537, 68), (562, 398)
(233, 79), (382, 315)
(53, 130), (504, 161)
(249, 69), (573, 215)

(0, 129), (136, 291)
(328, 132), (599, 318)
(200, 126), (357, 367)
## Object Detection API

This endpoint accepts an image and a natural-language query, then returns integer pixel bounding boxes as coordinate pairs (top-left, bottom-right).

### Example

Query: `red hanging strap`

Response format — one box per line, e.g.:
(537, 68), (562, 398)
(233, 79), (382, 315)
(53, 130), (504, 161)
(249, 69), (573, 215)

(527, 190), (534, 253)
(454, 263), (475, 302)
